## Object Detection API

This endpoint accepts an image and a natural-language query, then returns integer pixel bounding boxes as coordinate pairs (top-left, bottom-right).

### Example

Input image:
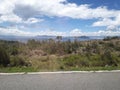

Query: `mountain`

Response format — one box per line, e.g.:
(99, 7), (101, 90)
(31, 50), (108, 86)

(0, 35), (105, 42)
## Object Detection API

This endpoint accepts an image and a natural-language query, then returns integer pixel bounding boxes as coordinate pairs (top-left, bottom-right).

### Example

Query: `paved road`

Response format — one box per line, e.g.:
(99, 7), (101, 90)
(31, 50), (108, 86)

(0, 72), (120, 90)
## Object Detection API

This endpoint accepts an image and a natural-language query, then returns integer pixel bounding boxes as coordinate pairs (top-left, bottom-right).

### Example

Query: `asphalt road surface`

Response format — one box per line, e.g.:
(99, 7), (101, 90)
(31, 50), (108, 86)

(0, 72), (120, 90)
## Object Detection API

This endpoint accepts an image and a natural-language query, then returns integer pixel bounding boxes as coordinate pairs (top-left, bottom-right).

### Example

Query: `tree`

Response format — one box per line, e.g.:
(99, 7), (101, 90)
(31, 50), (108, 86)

(56, 36), (62, 41)
(0, 46), (10, 67)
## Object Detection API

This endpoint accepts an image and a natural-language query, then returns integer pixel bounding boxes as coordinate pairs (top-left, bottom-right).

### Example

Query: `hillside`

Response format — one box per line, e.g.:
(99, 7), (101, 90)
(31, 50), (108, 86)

(0, 36), (120, 72)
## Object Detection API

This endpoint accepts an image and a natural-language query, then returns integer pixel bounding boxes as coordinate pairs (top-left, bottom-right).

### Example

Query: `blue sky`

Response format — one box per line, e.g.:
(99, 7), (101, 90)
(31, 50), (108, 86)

(0, 0), (120, 36)
(68, 0), (120, 9)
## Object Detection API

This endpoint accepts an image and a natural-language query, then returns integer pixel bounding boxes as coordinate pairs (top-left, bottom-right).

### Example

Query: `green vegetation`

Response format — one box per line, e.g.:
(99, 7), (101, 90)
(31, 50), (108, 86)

(0, 67), (37, 73)
(0, 36), (120, 72)
(0, 46), (10, 67)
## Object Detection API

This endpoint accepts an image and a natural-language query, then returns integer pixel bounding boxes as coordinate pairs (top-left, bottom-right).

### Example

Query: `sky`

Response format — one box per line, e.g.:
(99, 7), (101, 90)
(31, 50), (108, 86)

(0, 0), (120, 36)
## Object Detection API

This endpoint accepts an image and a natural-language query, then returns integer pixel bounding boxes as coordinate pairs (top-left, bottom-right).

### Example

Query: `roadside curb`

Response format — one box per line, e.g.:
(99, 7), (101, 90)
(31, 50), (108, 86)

(0, 70), (120, 75)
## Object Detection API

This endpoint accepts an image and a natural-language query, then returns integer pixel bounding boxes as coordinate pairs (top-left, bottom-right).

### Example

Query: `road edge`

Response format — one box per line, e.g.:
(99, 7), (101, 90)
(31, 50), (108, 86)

(0, 70), (120, 75)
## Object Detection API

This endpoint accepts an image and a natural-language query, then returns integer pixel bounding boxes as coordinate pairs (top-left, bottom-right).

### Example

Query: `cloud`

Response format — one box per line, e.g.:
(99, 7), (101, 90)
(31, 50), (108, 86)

(20, 1), (120, 20)
(70, 28), (120, 36)
(0, 0), (43, 23)
(14, 0), (120, 19)
(0, 26), (120, 36)
(13, 4), (39, 19)
(0, 0), (15, 14)
(70, 29), (84, 36)
(0, 26), (66, 36)
(0, 27), (33, 36)
(0, 14), (22, 23)
(37, 29), (66, 36)
(0, 0), (120, 23)
(0, 14), (43, 24)
(23, 18), (44, 24)
(96, 30), (120, 36)
(106, 25), (119, 31)
(93, 17), (120, 27)
(0, 0), (120, 36)
(92, 14), (120, 31)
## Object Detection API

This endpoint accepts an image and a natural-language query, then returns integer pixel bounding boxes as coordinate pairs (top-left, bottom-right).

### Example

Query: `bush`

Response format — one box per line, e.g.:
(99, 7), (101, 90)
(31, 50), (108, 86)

(103, 36), (120, 41)
(61, 55), (89, 68)
(10, 56), (28, 67)
(10, 47), (19, 55)
(0, 46), (10, 67)
(100, 50), (118, 66)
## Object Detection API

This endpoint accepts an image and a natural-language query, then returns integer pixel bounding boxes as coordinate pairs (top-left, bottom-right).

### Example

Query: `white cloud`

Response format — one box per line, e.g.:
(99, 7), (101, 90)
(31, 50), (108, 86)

(93, 18), (114, 27)
(0, 14), (22, 23)
(106, 25), (119, 31)
(37, 29), (66, 36)
(0, 26), (66, 36)
(0, 0), (120, 36)
(96, 30), (120, 36)
(0, 0), (120, 23)
(0, 0), (16, 14)
(14, 0), (120, 19)
(70, 29), (84, 36)
(0, 14), (43, 24)
(0, 27), (34, 36)
(93, 16), (120, 27)
(93, 14), (120, 31)
(0, 26), (120, 36)
(70, 28), (120, 36)
(23, 18), (44, 24)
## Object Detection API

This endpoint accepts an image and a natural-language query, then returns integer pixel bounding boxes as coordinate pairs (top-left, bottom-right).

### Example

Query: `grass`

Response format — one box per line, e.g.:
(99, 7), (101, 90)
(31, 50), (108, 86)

(65, 66), (120, 71)
(0, 54), (120, 73)
(0, 66), (120, 73)
(0, 67), (38, 73)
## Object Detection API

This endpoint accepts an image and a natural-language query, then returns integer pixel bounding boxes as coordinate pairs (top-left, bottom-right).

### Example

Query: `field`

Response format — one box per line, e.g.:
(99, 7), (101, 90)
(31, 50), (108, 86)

(0, 36), (120, 72)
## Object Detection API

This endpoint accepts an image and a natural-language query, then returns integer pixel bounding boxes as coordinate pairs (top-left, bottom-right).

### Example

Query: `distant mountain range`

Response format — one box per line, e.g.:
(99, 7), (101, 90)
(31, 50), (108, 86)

(0, 35), (107, 42)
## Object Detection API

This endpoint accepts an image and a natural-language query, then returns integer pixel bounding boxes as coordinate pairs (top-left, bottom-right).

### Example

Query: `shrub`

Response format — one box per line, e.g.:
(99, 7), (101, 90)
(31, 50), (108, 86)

(61, 55), (89, 68)
(0, 46), (10, 67)
(10, 56), (28, 67)
(100, 50), (118, 66)
(103, 36), (120, 41)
